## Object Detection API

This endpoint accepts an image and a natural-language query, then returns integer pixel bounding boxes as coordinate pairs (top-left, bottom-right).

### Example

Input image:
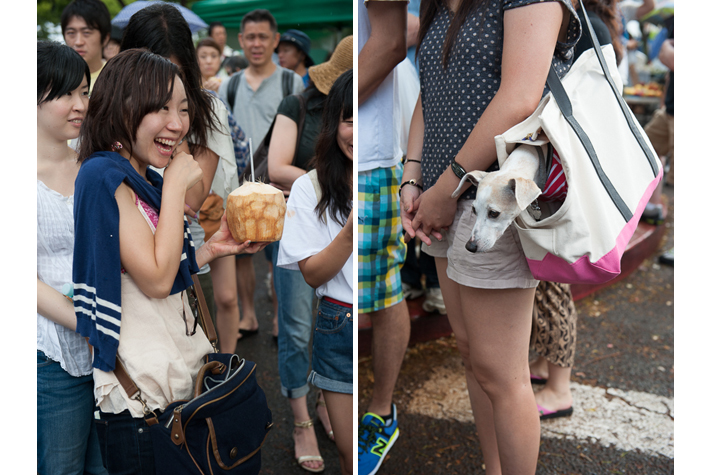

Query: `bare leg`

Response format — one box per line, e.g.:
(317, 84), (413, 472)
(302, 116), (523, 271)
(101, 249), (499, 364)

(269, 263), (279, 337)
(210, 255), (240, 353)
(235, 256), (258, 332)
(364, 300), (410, 415)
(322, 390), (353, 475)
(529, 356), (549, 380)
(534, 364), (573, 412)
(316, 389), (334, 441)
(290, 395), (323, 472)
(435, 257), (539, 475)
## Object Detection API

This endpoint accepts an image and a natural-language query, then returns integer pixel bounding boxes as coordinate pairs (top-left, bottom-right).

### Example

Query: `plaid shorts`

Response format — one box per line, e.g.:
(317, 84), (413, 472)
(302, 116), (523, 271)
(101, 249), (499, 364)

(358, 165), (406, 313)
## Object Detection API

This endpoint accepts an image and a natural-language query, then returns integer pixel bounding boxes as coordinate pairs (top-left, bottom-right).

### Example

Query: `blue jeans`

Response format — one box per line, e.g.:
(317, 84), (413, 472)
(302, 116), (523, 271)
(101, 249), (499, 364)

(37, 350), (107, 475)
(271, 241), (315, 399)
(95, 410), (155, 475)
(309, 299), (353, 394)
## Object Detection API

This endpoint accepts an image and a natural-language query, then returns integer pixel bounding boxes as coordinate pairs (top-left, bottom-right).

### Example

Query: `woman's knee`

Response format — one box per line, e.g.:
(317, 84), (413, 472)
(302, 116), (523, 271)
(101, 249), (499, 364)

(468, 356), (527, 401)
(214, 288), (238, 309)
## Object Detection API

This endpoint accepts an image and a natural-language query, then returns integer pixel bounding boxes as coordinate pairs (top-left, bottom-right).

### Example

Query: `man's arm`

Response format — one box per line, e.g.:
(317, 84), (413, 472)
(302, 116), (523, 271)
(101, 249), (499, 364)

(358, 0), (408, 105)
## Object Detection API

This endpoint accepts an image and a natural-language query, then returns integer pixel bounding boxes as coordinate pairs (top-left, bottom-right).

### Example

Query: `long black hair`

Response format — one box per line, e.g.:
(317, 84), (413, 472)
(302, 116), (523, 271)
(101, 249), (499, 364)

(417, 0), (486, 69)
(120, 3), (218, 155)
(311, 69), (353, 227)
(37, 40), (90, 105)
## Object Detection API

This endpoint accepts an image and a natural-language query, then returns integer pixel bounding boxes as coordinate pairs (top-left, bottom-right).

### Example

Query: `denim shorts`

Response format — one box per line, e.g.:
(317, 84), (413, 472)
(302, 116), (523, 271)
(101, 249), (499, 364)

(308, 299), (353, 394)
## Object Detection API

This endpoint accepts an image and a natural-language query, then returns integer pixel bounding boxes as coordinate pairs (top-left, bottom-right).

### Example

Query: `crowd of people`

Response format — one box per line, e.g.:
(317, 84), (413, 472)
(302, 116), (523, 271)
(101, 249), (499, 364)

(356, 0), (672, 474)
(37, 0), (352, 474)
(38, 0), (674, 474)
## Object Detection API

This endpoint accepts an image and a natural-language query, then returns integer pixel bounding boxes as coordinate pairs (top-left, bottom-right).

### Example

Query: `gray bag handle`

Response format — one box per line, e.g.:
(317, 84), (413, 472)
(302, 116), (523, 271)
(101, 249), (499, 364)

(544, 0), (660, 222)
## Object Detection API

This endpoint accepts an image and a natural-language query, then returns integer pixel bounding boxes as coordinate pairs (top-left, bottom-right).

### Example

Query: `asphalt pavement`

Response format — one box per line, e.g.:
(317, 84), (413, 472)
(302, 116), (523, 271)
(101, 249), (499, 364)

(238, 184), (673, 474)
(358, 185), (674, 474)
(233, 251), (341, 474)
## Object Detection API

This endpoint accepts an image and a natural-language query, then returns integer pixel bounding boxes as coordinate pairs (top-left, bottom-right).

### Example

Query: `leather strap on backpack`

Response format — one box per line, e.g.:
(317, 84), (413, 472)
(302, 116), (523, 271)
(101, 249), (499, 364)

(111, 274), (217, 420)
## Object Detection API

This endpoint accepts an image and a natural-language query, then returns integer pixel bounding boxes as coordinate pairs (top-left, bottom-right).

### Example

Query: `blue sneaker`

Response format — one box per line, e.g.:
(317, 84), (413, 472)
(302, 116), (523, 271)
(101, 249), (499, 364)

(358, 404), (400, 475)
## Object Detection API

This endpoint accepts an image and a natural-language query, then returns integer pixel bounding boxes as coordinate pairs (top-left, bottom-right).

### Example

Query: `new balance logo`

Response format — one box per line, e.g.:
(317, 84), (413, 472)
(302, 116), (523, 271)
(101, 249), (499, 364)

(370, 436), (387, 457)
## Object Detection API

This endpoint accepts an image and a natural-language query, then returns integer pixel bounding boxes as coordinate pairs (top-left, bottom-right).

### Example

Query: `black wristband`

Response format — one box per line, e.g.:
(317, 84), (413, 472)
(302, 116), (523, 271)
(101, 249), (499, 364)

(450, 159), (467, 179)
(398, 179), (423, 197)
(404, 158), (421, 164)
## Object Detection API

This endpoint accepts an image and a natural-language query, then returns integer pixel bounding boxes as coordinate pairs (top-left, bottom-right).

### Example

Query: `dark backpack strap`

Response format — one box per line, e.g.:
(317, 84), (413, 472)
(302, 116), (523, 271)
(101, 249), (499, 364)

(282, 69), (298, 98)
(295, 94), (307, 152)
(227, 71), (243, 111)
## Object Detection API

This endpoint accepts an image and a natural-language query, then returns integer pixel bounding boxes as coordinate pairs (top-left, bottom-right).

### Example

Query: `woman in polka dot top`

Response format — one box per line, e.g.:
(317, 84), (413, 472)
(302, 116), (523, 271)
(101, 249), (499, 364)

(400, 0), (581, 472)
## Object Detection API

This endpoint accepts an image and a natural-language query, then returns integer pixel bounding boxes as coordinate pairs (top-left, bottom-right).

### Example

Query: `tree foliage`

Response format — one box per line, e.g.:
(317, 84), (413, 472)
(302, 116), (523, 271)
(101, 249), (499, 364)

(37, 0), (199, 39)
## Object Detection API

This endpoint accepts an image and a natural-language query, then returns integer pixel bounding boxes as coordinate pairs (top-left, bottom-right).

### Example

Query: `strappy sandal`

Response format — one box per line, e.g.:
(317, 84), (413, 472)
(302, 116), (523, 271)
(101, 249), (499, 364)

(315, 391), (335, 442)
(293, 419), (325, 473)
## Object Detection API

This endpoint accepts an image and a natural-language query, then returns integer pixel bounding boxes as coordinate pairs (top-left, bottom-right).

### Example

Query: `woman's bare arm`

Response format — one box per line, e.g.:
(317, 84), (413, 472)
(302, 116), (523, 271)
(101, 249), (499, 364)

(267, 114), (306, 189)
(118, 151), (202, 298)
(411, 2), (567, 237)
(37, 278), (77, 331)
(298, 209), (353, 289)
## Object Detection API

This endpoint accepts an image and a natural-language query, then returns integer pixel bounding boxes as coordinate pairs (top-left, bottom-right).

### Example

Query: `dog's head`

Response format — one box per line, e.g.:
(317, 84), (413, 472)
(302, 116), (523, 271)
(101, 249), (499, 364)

(451, 170), (541, 253)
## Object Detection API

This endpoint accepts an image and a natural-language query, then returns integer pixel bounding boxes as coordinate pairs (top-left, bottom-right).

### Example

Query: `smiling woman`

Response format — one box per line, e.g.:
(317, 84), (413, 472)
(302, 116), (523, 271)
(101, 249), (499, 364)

(70, 48), (266, 472)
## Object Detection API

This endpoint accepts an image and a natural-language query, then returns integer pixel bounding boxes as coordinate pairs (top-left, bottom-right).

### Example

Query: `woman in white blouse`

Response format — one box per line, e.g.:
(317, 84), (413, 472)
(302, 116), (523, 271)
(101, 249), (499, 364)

(36, 40), (107, 475)
(278, 70), (354, 475)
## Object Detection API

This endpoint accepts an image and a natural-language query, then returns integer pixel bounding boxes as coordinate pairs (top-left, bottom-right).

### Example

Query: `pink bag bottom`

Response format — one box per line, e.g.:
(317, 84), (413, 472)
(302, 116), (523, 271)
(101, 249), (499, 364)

(526, 171), (663, 285)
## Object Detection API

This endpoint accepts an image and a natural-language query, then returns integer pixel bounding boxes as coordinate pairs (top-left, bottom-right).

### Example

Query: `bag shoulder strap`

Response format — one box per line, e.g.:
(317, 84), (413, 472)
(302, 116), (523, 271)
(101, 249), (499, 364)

(295, 94), (307, 153)
(282, 69), (297, 98)
(544, 0), (658, 223)
(307, 169), (322, 203)
(227, 71), (243, 111)
(111, 275), (217, 416)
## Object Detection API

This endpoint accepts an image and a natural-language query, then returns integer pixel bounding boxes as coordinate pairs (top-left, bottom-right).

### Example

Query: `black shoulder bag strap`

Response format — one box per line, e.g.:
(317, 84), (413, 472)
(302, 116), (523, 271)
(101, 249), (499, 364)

(544, 0), (659, 223)
(227, 71), (243, 111)
(282, 69), (297, 98)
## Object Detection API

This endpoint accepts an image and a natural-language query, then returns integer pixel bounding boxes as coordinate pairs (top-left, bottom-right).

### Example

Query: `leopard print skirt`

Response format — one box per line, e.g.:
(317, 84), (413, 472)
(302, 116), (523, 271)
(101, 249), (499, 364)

(530, 281), (577, 368)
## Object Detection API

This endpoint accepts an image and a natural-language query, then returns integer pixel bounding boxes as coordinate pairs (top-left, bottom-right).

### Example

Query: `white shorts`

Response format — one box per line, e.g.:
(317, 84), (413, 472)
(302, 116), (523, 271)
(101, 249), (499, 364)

(421, 199), (539, 289)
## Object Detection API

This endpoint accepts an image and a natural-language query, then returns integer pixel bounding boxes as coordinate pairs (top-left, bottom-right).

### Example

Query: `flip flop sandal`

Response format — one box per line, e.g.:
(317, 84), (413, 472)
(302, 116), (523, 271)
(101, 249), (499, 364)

(294, 419), (325, 473)
(530, 374), (548, 385)
(537, 403), (574, 420)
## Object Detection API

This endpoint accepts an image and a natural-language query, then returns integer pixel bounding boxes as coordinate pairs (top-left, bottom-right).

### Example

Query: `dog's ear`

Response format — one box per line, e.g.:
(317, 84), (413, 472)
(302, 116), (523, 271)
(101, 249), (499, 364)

(451, 170), (488, 198)
(507, 178), (541, 211)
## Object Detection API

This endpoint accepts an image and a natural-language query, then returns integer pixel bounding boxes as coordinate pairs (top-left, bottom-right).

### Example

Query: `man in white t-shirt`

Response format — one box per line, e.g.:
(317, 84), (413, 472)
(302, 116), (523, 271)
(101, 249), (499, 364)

(357, 1), (410, 474)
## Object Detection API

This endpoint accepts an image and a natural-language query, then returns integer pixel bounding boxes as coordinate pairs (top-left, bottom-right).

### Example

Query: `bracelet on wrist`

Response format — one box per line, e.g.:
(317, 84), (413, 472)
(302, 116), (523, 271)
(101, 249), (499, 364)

(450, 159), (467, 180)
(398, 179), (423, 197)
(404, 158), (421, 165)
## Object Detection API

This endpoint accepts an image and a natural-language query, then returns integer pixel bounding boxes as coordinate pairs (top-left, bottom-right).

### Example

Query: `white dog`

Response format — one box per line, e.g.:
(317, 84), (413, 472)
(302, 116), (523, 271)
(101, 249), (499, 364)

(451, 143), (566, 253)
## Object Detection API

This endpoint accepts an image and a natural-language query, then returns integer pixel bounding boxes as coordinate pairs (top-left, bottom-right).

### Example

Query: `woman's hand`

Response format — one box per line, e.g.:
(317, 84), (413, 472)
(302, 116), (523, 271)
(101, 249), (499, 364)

(165, 150), (203, 192)
(197, 213), (267, 267)
(410, 182), (456, 246)
(203, 77), (222, 93)
(400, 184), (424, 243)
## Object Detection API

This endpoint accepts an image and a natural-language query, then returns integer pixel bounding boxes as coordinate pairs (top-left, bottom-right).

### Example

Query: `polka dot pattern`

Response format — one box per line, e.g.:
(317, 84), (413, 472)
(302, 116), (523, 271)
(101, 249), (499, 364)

(419, 0), (580, 200)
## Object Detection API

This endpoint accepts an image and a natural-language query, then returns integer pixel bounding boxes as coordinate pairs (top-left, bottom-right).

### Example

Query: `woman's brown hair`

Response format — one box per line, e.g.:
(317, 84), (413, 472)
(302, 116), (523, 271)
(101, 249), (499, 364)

(577, 0), (623, 65)
(77, 49), (183, 163)
(417, 0), (486, 70)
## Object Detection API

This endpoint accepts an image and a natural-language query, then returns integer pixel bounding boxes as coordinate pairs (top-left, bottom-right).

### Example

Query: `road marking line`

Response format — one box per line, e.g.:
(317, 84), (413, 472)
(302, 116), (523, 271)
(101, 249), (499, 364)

(406, 366), (673, 458)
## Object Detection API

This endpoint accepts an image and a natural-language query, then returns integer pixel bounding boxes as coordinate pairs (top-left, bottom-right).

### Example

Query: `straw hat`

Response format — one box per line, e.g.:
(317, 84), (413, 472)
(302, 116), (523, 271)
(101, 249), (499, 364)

(309, 35), (353, 95)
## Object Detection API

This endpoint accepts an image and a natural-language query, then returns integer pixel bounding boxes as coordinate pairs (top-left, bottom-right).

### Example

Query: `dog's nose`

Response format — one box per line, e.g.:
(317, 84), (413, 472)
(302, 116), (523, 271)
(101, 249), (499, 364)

(465, 240), (478, 253)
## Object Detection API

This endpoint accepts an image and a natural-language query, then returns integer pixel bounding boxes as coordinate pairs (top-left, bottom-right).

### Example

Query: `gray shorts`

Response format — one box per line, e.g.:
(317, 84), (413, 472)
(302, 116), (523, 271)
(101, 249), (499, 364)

(421, 199), (538, 289)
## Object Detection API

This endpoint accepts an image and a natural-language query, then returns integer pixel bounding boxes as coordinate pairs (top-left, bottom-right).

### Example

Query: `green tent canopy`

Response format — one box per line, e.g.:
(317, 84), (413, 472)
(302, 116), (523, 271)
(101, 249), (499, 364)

(191, 0), (353, 31)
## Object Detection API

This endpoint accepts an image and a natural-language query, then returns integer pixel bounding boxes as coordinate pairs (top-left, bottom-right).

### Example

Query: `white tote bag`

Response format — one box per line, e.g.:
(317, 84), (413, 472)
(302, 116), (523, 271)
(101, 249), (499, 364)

(495, 1), (663, 285)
